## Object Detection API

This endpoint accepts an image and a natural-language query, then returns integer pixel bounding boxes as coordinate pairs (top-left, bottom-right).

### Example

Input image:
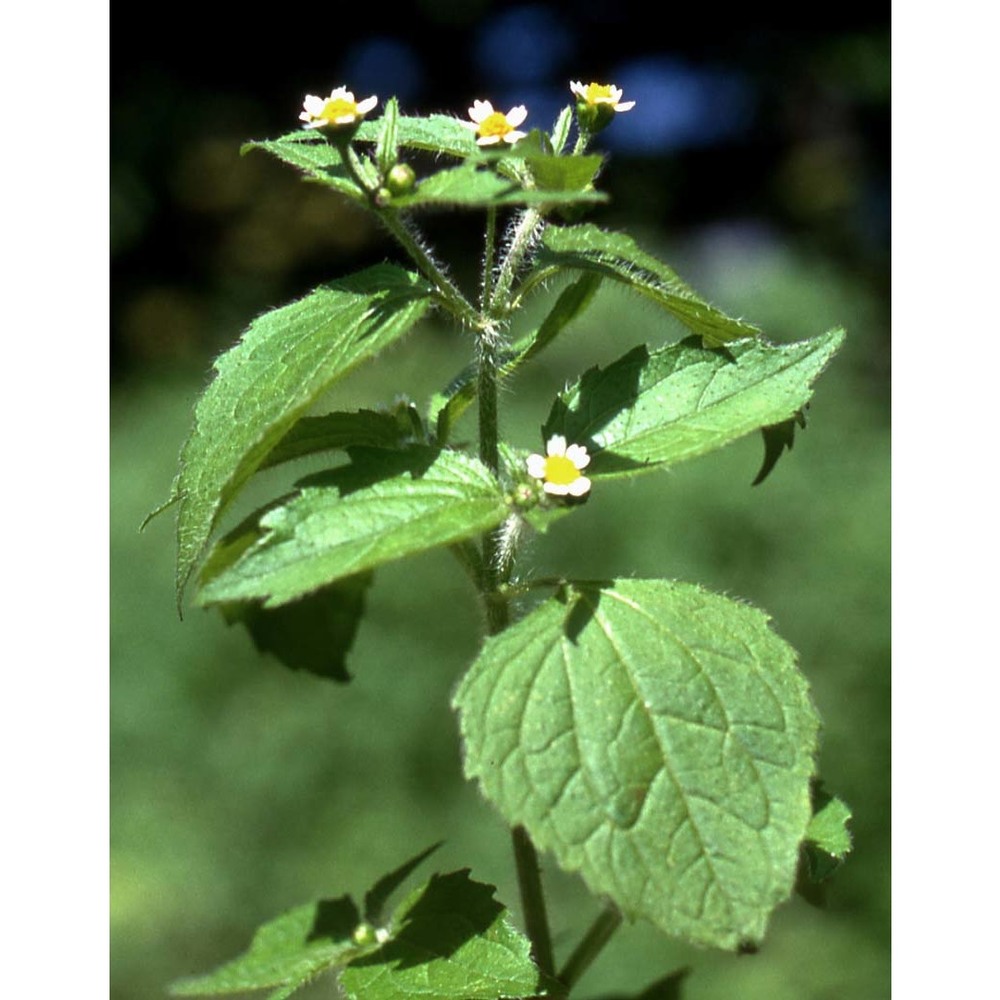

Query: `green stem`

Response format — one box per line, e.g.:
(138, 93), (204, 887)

(512, 825), (556, 980)
(557, 906), (622, 990)
(379, 210), (480, 328)
(481, 207), (497, 312)
(489, 207), (543, 316)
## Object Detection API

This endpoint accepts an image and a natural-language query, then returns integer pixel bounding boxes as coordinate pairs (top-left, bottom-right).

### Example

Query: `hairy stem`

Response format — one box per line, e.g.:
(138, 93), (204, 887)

(557, 906), (623, 989)
(490, 207), (543, 316)
(481, 206), (497, 312)
(379, 210), (480, 327)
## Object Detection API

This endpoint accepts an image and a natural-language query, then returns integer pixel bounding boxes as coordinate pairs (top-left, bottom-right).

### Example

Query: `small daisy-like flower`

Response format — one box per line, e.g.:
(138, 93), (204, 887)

(462, 100), (529, 146)
(526, 435), (592, 497)
(569, 81), (635, 112)
(299, 87), (378, 129)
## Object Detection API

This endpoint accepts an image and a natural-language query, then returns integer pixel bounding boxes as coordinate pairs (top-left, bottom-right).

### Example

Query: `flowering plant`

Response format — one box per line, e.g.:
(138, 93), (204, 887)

(160, 81), (850, 1000)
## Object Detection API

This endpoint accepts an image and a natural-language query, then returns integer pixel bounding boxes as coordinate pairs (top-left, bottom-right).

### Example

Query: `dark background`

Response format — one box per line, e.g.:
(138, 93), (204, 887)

(111, 3), (889, 997)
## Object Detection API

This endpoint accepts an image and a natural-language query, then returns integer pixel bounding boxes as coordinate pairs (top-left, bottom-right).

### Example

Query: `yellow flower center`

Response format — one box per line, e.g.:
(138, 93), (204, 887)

(319, 97), (358, 121)
(478, 111), (514, 138)
(544, 455), (580, 486)
(583, 83), (615, 104)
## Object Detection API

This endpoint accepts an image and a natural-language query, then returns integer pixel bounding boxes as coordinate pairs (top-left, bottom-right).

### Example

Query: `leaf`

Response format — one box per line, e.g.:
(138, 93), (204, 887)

(595, 967), (691, 1000)
(259, 404), (425, 472)
(453, 579), (820, 950)
(375, 98), (400, 176)
(802, 785), (853, 882)
(356, 114), (481, 159)
(339, 870), (545, 1000)
(388, 160), (607, 210)
(170, 895), (361, 996)
(219, 573), (374, 683)
(752, 408), (808, 486)
(524, 154), (604, 193)
(536, 224), (761, 346)
(430, 274), (602, 443)
(170, 265), (433, 603)
(544, 330), (845, 480)
(243, 134), (362, 200)
(364, 843), (443, 924)
(198, 447), (509, 608)
(551, 105), (575, 155)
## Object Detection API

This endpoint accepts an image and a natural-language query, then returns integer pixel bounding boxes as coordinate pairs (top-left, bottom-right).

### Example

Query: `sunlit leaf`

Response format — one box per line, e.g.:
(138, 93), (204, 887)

(544, 330), (844, 479)
(535, 224), (761, 346)
(169, 265), (433, 603)
(454, 579), (820, 949)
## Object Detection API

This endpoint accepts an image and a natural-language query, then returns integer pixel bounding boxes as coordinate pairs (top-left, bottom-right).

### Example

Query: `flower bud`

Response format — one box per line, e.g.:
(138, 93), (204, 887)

(385, 162), (416, 195)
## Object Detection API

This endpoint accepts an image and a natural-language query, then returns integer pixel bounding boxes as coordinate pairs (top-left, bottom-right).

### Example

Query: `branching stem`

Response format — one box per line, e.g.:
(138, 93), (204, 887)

(557, 906), (623, 989)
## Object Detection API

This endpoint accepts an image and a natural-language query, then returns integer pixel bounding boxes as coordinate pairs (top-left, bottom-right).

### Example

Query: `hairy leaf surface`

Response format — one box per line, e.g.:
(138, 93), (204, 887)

(171, 265), (433, 601)
(340, 870), (544, 1000)
(544, 330), (844, 479)
(243, 134), (362, 199)
(198, 448), (508, 607)
(454, 579), (820, 949)
(536, 224), (760, 346)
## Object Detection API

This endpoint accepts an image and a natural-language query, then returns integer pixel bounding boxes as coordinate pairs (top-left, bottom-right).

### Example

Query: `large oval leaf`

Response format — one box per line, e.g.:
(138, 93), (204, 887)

(453, 579), (819, 950)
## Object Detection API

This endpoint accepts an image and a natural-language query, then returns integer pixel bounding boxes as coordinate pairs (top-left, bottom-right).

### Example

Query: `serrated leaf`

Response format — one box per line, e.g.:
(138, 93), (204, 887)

(243, 134), (362, 200)
(430, 274), (601, 443)
(544, 330), (844, 480)
(219, 573), (373, 683)
(340, 870), (545, 1000)
(551, 105), (574, 155)
(355, 114), (481, 159)
(170, 895), (361, 996)
(375, 98), (400, 176)
(454, 579), (820, 950)
(752, 408), (808, 486)
(388, 160), (607, 210)
(536, 224), (760, 346)
(198, 448), (509, 607)
(524, 153), (603, 193)
(801, 785), (853, 883)
(259, 405), (424, 472)
(170, 265), (433, 603)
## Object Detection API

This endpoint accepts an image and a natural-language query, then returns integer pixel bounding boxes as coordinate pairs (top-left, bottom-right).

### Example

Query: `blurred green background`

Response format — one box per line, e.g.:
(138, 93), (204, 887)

(112, 5), (889, 998)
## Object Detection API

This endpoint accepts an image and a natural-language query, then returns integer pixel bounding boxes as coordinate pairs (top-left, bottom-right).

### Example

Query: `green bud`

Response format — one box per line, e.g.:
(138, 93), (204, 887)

(575, 100), (617, 135)
(386, 162), (416, 195)
(351, 921), (378, 946)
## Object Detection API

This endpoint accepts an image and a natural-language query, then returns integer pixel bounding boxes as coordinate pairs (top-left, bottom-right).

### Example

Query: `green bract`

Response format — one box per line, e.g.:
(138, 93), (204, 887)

(161, 96), (850, 998)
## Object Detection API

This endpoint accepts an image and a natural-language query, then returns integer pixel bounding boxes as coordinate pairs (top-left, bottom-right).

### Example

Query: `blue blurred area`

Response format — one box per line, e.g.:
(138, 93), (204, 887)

(601, 58), (755, 152)
(474, 4), (576, 84)
(341, 37), (425, 106)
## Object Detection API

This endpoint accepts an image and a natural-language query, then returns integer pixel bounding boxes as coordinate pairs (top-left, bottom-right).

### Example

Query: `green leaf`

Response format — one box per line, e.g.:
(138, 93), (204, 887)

(363, 842), (443, 924)
(170, 895), (361, 996)
(802, 785), (853, 882)
(170, 265), (433, 603)
(243, 134), (362, 200)
(430, 274), (601, 443)
(355, 114), (480, 159)
(339, 870), (545, 1000)
(524, 153), (603, 193)
(752, 408), (808, 486)
(375, 98), (400, 176)
(535, 224), (761, 346)
(551, 105), (575, 155)
(259, 404), (425, 472)
(198, 447), (509, 608)
(453, 579), (820, 950)
(219, 573), (374, 683)
(544, 329), (845, 480)
(388, 160), (607, 210)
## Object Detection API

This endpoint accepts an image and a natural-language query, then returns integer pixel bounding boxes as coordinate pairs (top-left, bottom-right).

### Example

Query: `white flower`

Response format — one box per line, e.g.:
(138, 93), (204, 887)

(526, 435), (592, 497)
(299, 87), (378, 129)
(569, 81), (635, 112)
(461, 99), (529, 146)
